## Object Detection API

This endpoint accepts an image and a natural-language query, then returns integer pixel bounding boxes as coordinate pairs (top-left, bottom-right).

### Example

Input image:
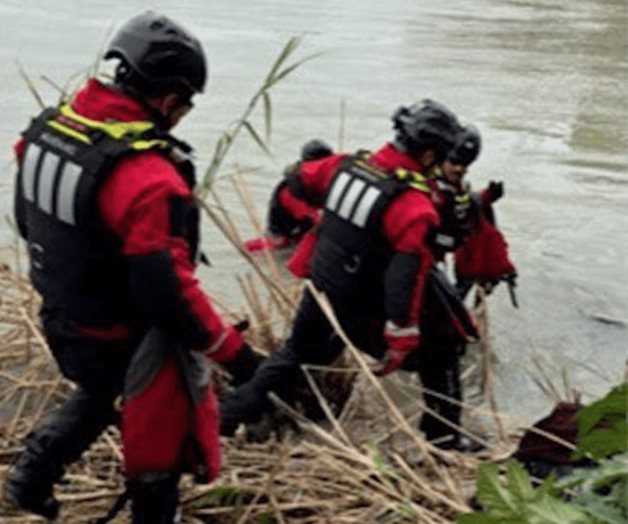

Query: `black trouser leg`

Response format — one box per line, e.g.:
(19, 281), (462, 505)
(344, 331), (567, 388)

(416, 344), (462, 442)
(127, 472), (180, 524)
(220, 289), (345, 435)
(222, 342), (265, 387)
(4, 386), (118, 518)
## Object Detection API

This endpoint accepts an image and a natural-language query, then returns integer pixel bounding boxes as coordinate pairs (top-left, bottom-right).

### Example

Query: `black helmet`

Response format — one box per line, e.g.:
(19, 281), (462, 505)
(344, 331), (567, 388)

(300, 139), (333, 161)
(392, 99), (460, 162)
(449, 124), (481, 166)
(105, 11), (207, 98)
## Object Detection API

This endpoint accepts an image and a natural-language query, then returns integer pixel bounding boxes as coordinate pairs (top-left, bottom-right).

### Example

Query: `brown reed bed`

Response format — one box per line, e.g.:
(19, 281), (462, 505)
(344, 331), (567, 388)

(0, 179), (536, 523)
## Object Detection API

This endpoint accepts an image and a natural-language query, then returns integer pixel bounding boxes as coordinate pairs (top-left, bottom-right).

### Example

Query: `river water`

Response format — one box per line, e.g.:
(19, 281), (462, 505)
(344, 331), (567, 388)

(0, 0), (626, 422)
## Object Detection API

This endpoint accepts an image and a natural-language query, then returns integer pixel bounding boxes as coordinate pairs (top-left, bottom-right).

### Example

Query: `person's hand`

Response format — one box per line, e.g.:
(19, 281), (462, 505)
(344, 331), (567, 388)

(481, 279), (500, 295)
(374, 348), (413, 377)
(487, 181), (504, 202)
(503, 271), (517, 287)
(378, 320), (419, 376)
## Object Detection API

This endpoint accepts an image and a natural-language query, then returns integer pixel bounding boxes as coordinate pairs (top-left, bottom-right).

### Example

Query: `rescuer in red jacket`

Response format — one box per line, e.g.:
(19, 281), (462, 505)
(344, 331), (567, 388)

(262, 123), (515, 451)
(415, 124), (517, 450)
(220, 100), (466, 436)
(440, 125), (517, 296)
(266, 139), (333, 243)
(4, 12), (260, 523)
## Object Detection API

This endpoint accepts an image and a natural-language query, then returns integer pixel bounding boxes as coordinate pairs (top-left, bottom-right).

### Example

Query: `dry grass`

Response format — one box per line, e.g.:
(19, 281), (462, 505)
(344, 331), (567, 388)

(0, 214), (531, 524)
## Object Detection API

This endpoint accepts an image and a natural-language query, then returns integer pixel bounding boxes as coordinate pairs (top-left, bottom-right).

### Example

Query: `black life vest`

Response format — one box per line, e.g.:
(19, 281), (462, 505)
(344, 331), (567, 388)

(310, 154), (430, 311)
(14, 103), (199, 327)
(429, 175), (474, 253)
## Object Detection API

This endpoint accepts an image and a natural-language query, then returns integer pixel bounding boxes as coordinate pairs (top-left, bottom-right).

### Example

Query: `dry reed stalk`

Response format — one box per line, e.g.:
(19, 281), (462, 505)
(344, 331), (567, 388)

(0, 208), (525, 523)
(529, 354), (564, 402)
(198, 198), (295, 319)
(304, 281), (471, 513)
(237, 273), (276, 352)
(15, 61), (45, 109)
(474, 286), (507, 441)
(231, 171), (286, 290)
(301, 367), (352, 446)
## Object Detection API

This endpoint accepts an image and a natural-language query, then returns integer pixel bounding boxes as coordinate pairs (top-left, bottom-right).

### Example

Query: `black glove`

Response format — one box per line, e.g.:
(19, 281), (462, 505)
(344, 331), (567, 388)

(487, 181), (504, 203)
(222, 343), (265, 386)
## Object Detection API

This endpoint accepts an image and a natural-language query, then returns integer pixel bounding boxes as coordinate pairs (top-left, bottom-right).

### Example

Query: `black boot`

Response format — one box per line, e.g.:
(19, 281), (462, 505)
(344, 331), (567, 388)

(128, 472), (180, 524)
(4, 387), (117, 520)
(3, 433), (61, 520)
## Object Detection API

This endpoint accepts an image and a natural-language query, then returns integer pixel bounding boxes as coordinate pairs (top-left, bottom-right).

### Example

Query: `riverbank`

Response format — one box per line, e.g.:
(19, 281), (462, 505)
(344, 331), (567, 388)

(0, 253), (539, 523)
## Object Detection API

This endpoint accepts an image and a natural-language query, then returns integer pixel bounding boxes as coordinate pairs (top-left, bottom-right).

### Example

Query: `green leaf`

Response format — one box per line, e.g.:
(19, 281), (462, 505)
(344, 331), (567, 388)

(267, 52), (324, 88)
(266, 36), (302, 84)
(559, 451), (628, 492)
(190, 484), (242, 507)
(525, 496), (591, 524)
(198, 36), (309, 198)
(577, 383), (627, 438)
(535, 473), (559, 498)
(476, 463), (520, 516)
(575, 423), (628, 461)
(457, 513), (508, 524)
(242, 120), (272, 156)
(555, 453), (628, 524)
(571, 489), (627, 524)
(393, 501), (420, 520)
(262, 92), (272, 141)
(505, 460), (536, 502)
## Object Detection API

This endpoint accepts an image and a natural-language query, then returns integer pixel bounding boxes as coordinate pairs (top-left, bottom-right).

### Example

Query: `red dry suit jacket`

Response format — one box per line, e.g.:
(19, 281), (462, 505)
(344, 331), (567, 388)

(14, 80), (244, 481)
(14, 79), (242, 361)
(276, 183), (321, 228)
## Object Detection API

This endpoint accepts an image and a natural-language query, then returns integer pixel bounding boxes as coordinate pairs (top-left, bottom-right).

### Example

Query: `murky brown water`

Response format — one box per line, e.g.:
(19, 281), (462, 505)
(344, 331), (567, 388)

(0, 0), (626, 421)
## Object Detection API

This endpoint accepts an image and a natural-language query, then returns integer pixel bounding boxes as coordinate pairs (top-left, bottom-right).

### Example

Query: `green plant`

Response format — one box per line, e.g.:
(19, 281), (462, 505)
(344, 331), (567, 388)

(458, 384), (628, 524)
(558, 452), (628, 524)
(457, 461), (591, 524)
(574, 383), (628, 461)
(197, 36), (321, 197)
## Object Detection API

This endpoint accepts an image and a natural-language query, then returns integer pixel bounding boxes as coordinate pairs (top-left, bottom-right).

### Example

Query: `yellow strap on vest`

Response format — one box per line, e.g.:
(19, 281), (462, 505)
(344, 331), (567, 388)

(455, 192), (471, 205)
(45, 103), (168, 151)
(395, 168), (430, 193)
(46, 120), (91, 144)
(351, 153), (430, 193)
(431, 168), (472, 205)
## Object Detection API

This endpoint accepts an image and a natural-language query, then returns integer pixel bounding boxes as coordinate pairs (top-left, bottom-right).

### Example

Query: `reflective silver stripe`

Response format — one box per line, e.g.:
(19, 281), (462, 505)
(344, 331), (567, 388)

(37, 153), (60, 214)
(21, 143), (42, 202)
(352, 186), (380, 227)
(435, 233), (455, 248)
(56, 161), (82, 225)
(206, 330), (229, 355)
(337, 178), (366, 220)
(385, 320), (420, 338)
(326, 171), (351, 212)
